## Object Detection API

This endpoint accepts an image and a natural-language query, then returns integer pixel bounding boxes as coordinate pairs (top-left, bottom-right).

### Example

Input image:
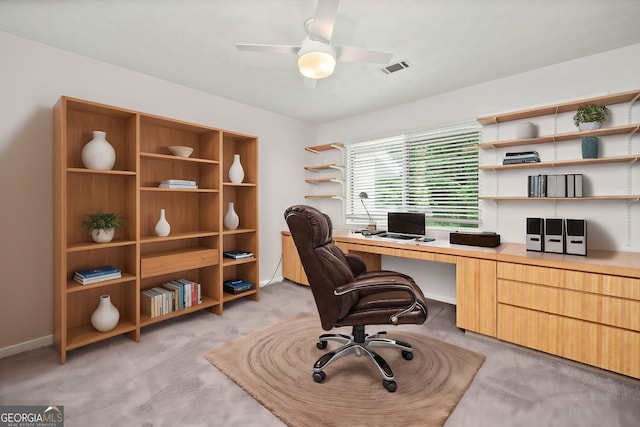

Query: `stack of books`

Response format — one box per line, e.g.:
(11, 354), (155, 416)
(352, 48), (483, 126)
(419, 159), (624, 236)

(158, 179), (197, 189)
(528, 174), (583, 198)
(73, 266), (121, 285)
(141, 278), (202, 318)
(223, 250), (254, 260)
(503, 151), (540, 165)
(223, 279), (253, 294)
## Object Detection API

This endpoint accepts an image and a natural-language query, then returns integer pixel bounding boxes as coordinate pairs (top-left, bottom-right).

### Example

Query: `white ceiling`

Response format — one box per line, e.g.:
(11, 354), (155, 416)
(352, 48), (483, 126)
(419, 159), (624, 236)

(1, 0), (640, 124)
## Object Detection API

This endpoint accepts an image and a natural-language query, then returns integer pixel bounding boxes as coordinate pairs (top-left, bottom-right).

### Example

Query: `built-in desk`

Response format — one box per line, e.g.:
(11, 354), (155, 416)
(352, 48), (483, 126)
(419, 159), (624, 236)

(282, 230), (640, 379)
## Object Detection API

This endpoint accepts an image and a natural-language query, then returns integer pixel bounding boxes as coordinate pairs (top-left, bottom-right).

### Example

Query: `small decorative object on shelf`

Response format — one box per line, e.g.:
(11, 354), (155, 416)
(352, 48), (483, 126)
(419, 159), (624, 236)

(81, 130), (116, 170)
(223, 279), (254, 294)
(224, 202), (240, 230)
(516, 122), (538, 139)
(581, 136), (598, 159)
(573, 104), (609, 131)
(91, 295), (120, 332)
(228, 153), (245, 183)
(154, 208), (171, 236)
(82, 211), (123, 243)
(168, 145), (193, 158)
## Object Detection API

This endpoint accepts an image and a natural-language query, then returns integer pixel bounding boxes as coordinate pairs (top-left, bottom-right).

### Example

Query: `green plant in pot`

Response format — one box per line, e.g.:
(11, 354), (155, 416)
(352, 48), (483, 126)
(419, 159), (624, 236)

(573, 104), (609, 131)
(82, 211), (123, 243)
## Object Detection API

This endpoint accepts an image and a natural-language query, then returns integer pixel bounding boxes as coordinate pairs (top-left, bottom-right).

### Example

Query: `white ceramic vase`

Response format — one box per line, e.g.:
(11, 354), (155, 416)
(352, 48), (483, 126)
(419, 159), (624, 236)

(91, 228), (115, 243)
(224, 202), (240, 230)
(155, 208), (171, 236)
(578, 122), (602, 131)
(81, 130), (116, 170)
(228, 154), (245, 183)
(91, 295), (120, 332)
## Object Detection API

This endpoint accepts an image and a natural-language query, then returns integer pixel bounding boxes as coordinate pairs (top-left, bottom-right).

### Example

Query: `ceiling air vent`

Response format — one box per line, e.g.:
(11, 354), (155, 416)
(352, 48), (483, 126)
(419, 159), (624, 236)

(380, 61), (410, 74)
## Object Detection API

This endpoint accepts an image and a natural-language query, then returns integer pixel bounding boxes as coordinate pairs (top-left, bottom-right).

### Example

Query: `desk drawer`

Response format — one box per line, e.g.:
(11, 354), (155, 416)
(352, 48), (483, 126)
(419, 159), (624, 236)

(498, 262), (601, 293)
(498, 279), (640, 330)
(498, 304), (639, 378)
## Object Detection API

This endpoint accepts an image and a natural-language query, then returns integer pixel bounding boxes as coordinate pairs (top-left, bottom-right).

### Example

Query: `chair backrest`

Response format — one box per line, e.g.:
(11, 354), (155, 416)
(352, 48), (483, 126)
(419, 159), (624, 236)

(284, 205), (357, 330)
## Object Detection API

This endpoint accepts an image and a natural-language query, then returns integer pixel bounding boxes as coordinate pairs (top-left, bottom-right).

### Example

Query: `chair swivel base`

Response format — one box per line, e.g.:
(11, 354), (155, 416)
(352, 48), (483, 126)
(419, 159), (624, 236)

(312, 325), (413, 393)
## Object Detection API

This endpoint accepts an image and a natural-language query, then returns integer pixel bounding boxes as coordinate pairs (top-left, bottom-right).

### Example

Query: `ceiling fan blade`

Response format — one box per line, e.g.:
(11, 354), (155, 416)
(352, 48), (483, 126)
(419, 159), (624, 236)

(235, 44), (300, 55)
(334, 45), (393, 64)
(304, 78), (318, 89)
(309, 0), (340, 43)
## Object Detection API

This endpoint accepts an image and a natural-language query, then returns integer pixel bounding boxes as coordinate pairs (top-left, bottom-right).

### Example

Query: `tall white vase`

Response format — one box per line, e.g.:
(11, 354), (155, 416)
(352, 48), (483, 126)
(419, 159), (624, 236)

(224, 202), (240, 230)
(81, 130), (116, 170)
(91, 295), (120, 332)
(154, 208), (171, 236)
(228, 154), (245, 183)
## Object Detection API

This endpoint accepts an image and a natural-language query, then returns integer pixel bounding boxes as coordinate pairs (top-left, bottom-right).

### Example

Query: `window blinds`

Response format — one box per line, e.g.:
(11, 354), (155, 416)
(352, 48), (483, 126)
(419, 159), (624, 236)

(346, 123), (480, 228)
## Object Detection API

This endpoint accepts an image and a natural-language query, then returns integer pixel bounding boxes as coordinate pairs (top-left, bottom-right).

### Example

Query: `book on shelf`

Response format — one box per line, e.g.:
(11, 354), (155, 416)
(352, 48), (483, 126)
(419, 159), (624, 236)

(503, 155), (540, 165)
(73, 271), (121, 285)
(160, 179), (197, 186)
(158, 183), (198, 189)
(223, 279), (253, 294)
(74, 265), (120, 278)
(505, 151), (539, 157)
(223, 250), (254, 259)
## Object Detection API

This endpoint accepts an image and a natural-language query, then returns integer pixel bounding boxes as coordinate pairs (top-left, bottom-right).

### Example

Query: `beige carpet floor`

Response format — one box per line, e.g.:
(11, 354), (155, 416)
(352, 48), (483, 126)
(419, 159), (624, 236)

(205, 313), (485, 427)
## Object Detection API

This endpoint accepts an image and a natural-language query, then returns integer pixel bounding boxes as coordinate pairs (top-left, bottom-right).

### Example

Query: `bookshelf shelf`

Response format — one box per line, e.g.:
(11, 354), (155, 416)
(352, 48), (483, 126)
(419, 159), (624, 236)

(480, 154), (640, 170)
(479, 195), (640, 201)
(54, 96), (259, 363)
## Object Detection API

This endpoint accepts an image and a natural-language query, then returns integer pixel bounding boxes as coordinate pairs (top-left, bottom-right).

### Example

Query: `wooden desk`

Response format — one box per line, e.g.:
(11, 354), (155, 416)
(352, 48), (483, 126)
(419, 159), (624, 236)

(282, 230), (640, 379)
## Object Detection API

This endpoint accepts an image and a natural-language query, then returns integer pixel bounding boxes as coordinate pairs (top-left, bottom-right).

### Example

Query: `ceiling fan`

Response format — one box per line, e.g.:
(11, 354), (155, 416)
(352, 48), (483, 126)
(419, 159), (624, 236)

(235, 0), (393, 87)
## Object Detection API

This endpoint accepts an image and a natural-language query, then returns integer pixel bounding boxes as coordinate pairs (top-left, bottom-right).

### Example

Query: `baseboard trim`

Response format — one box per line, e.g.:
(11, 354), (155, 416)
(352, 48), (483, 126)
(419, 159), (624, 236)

(0, 335), (52, 359)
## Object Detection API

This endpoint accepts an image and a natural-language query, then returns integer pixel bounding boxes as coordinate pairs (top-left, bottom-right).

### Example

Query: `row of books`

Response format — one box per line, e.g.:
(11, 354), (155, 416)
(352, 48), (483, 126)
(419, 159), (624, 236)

(528, 174), (583, 198)
(223, 250), (254, 260)
(141, 279), (202, 318)
(503, 151), (540, 165)
(73, 265), (121, 285)
(158, 179), (198, 189)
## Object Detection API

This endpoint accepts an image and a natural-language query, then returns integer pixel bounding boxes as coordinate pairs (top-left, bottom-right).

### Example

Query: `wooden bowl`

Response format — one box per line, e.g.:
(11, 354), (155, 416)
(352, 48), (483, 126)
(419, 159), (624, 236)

(168, 146), (193, 158)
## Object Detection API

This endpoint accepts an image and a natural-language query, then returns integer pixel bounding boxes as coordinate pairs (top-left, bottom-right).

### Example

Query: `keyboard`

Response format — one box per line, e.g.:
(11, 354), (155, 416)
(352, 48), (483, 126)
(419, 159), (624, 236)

(382, 233), (416, 240)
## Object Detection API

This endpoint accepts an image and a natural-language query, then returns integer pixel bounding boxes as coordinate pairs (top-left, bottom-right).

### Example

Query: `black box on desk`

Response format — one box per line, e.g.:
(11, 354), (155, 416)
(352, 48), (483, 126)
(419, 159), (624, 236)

(449, 231), (500, 247)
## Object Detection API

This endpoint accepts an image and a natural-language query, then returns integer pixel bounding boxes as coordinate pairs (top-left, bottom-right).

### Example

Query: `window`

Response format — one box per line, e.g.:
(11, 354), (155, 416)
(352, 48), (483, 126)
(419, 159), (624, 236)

(346, 123), (481, 229)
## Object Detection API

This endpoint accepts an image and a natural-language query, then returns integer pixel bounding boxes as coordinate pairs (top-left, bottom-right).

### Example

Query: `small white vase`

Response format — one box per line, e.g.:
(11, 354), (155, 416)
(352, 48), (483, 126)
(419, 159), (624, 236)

(91, 228), (115, 243)
(155, 208), (171, 236)
(91, 295), (120, 332)
(81, 130), (116, 170)
(228, 154), (245, 183)
(224, 202), (240, 230)
(578, 122), (602, 131)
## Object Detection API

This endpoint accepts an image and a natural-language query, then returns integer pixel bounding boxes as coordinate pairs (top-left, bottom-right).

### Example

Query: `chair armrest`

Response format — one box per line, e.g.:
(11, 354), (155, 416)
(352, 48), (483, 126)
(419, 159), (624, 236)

(333, 274), (422, 324)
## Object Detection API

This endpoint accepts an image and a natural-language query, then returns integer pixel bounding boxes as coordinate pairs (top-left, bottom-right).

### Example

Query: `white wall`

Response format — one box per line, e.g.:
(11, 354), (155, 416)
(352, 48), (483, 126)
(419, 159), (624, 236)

(314, 43), (640, 303)
(0, 31), (312, 353)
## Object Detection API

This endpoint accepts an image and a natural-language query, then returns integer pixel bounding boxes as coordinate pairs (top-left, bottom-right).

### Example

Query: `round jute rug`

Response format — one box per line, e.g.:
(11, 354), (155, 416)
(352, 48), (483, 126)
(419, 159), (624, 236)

(205, 313), (485, 427)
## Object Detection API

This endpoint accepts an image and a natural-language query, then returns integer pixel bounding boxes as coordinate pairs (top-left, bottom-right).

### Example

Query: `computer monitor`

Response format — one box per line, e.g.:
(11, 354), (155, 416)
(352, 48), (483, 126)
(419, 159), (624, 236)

(387, 212), (426, 236)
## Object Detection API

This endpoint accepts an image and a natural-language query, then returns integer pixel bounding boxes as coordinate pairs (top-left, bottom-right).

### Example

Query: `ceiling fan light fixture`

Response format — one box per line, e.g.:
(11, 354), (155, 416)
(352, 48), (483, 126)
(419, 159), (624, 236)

(297, 38), (336, 79)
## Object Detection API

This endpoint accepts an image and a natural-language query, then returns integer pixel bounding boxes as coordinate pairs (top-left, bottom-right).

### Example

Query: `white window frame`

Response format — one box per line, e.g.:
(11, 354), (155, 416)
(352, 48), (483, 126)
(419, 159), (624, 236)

(345, 122), (481, 230)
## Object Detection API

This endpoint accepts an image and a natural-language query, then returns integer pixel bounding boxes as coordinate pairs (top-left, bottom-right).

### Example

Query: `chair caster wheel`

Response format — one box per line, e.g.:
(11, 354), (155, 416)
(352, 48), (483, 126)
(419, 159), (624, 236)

(316, 340), (328, 350)
(402, 350), (413, 360)
(313, 371), (326, 383)
(383, 380), (397, 392)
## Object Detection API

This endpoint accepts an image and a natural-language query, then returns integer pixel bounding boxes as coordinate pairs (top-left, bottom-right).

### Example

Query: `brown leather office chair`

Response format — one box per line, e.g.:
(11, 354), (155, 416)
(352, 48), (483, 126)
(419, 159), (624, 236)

(284, 205), (428, 392)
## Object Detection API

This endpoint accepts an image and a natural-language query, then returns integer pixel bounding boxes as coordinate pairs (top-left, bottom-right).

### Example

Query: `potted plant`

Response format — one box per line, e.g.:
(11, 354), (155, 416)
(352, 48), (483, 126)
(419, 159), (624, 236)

(573, 104), (609, 131)
(82, 211), (123, 243)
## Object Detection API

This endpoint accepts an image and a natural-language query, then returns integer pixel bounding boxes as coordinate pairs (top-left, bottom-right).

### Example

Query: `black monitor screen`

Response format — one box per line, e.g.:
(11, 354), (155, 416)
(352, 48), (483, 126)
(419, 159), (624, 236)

(387, 212), (425, 236)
